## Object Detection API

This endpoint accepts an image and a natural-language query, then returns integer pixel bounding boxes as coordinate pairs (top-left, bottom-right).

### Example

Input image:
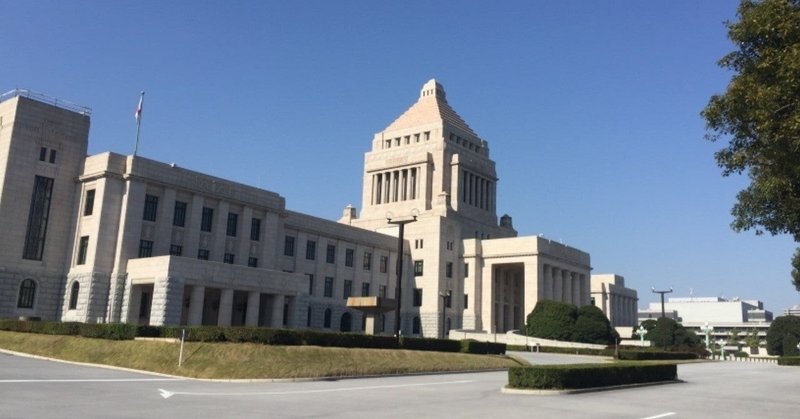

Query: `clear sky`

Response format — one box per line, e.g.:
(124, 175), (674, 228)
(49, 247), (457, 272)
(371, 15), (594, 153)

(3, 0), (798, 314)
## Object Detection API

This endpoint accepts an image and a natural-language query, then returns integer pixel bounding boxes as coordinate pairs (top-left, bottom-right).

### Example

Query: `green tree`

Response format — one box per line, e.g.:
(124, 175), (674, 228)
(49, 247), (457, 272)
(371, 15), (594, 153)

(573, 305), (615, 344)
(766, 315), (800, 355)
(525, 300), (577, 341)
(701, 0), (800, 291)
(640, 317), (702, 350)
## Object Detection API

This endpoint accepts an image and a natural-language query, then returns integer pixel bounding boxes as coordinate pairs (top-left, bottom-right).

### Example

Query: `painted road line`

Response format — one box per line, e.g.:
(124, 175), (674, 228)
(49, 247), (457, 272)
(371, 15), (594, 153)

(1, 378), (184, 383)
(159, 379), (477, 399)
(640, 413), (676, 419)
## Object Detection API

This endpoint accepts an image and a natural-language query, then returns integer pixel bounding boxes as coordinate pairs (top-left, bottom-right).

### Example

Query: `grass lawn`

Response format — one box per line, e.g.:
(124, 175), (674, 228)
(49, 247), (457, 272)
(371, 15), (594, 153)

(0, 331), (522, 379)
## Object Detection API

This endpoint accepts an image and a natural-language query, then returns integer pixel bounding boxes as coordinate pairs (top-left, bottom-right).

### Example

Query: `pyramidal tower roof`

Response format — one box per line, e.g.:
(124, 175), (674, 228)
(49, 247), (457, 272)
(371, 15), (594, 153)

(383, 79), (478, 137)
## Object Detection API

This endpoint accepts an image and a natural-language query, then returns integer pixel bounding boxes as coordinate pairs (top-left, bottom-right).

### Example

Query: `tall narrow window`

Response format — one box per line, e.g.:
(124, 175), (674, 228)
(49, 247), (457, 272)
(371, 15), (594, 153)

(361, 282), (370, 297)
(76, 236), (89, 265)
(39, 147), (47, 161)
(307, 274), (314, 295)
(464, 263), (469, 277)
(83, 189), (95, 216)
(68, 281), (80, 310)
(23, 176), (54, 260)
(306, 240), (316, 260)
(414, 260), (424, 276)
(138, 240), (154, 258)
(17, 279), (36, 309)
(223, 253), (235, 264)
(250, 218), (261, 241)
(48, 149), (57, 164)
(173, 201), (187, 227)
(345, 249), (354, 267)
(324, 308), (332, 328)
(413, 288), (423, 306)
(169, 244), (182, 256)
(226, 213), (238, 237)
(326, 244), (336, 263)
(363, 252), (372, 271)
(200, 207), (214, 232)
(343, 280), (352, 299)
(324, 277), (334, 298)
(379, 285), (387, 298)
(143, 195), (158, 222)
(380, 256), (388, 273)
(284, 236), (295, 256)
(464, 294), (469, 309)
(446, 262), (453, 278)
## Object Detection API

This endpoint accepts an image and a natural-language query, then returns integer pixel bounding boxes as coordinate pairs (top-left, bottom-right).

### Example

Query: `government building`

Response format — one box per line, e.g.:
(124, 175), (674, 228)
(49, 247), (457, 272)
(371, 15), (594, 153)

(0, 81), (633, 338)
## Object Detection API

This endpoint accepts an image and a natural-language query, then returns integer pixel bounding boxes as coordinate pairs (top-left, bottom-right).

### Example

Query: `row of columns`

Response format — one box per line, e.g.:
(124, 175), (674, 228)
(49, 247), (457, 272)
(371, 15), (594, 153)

(372, 168), (419, 204)
(541, 264), (589, 306)
(186, 285), (286, 327)
(609, 293), (637, 327)
(461, 170), (494, 211)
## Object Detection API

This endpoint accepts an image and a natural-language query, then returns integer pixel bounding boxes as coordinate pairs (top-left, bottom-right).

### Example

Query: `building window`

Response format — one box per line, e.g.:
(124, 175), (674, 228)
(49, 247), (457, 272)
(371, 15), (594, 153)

(250, 218), (261, 241)
(76, 236), (89, 265)
(464, 263), (469, 277)
(197, 248), (210, 260)
(49, 149), (57, 164)
(39, 147), (47, 161)
(413, 288), (423, 307)
(345, 248), (354, 267)
(307, 307), (312, 327)
(324, 308), (332, 328)
(324, 277), (334, 298)
(226, 213), (238, 237)
(23, 175), (54, 261)
(306, 240), (316, 260)
(307, 274), (314, 295)
(83, 189), (95, 216)
(169, 244), (182, 256)
(248, 257), (258, 267)
(412, 317), (421, 334)
(143, 195), (158, 222)
(68, 281), (79, 310)
(464, 294), (469, 309)
(379, 285), (387, 298)
(326, 244), (336, 263)
(138, 240), (154, 258)
(445, 290), (452, 308)
(363, 252), (372, 271)
(414, 239), (423, 249)
(17, 279), (36, 309)
(414, 260), (424, 276)
(380, 256), (388, 273)
(361, 282), (370, 297)
(446, 262), (453, 278)
(284, 236), (295, 256)
(200, 207), (214, 232)
(343, 280), (352, 299)
(173, 201), (187, 227)
(223, 253), (235, 264)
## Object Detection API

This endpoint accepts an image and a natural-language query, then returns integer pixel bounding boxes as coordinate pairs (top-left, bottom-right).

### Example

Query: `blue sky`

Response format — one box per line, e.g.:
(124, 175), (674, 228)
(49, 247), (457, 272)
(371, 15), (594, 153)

(4, 0), (798, 313)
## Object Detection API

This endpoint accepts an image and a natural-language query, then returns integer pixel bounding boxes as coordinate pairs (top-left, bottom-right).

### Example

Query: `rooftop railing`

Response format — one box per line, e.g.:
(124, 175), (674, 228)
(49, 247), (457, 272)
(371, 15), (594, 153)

(0, 88), (91, 116)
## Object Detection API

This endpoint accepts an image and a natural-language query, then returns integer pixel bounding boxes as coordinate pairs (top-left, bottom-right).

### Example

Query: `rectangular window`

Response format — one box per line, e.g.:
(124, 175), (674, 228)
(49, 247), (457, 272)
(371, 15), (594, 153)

(248, 257), (258, 267)
(361, 282), (370, 297)
(465, 263), (469, 277)
(226, 213), (238, 237)
(250, 218), (261, 241)
(223, 253), (235, 264)
(324, 277), (334, 298)
(343, 280), (352, 299)
(306, 240), (316, 260)
(143, 195), (158, 222)
(464, 294), (469, 309)
(379, 285), (387, 298)
(414, 260), (424, 276)
(49, 149), (57, 164)
(169, 244), (182, 256)
(445, 290), (452, 308)
(200, 207), (214, 232)
(83, 189), (95, 216)
(173, 201), (187, 227)
(413, 288), (423, 307)
(326, 244), (336, 263)
(138, 240), (153, 258)
(284, 236), (295, 256)
(380, 256), (388, 273)
(446, 262), (453, 278)
(39, 147), (47, 161)
(198, 249), (210, 260)
(307, 274), (314, 295)
(345, 248), (354, 267)
(76, 236), (89, 265)
(363, 252), (372, 270)
(23, 176), (54, 260)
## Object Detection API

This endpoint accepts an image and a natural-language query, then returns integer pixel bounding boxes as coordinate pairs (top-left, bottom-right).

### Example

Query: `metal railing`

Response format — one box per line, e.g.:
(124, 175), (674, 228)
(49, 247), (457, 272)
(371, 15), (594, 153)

(0, 88), (91, 116)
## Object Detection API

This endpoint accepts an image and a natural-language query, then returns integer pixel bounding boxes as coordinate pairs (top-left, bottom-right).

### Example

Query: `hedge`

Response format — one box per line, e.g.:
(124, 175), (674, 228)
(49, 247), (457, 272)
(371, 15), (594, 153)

(0, 319), (136, 340)
(617, 350), (697, 360)
(506, 344), (612, 356)
(777, 356), (800, 366)
(459, 340), (507, 355)
(508, 362), (678, 390)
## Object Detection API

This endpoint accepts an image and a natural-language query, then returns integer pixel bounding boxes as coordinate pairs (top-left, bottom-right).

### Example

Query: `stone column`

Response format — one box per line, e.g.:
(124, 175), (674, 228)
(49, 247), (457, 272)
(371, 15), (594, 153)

(552, 267), (562, 301)
(187, 285), (205, 326)
(245, 291), (261, 326)
(271, 294), (285, 327)
(542, 264), (552, 300)
(571, 274), (580, 306)
(217, 288), (234, 326)
(562, 270), (572, 304)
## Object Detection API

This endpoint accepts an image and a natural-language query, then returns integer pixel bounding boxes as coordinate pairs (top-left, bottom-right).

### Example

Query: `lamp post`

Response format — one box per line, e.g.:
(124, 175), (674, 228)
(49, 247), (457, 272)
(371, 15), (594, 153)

(635, 325), (647, 347)
(651, 286), (673, 318)
(700, 321), (714, 353)
(717, 338), (726, 360)
(439, 290), (451, 339)
(386, 210), (418, 344)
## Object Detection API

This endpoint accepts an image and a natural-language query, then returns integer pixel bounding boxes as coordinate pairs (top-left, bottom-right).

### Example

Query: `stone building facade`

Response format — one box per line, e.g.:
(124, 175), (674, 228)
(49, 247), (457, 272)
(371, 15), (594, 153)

(590, 274), (638, 327)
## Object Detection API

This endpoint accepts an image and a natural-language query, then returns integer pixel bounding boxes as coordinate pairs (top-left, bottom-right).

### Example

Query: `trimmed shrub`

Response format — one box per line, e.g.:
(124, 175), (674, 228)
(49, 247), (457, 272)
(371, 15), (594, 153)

(782, 334), (799, 357)
(777, 356), (800, 366)
(526, 300), (577, 341)
(767, 316), (800, 356)
(573, 305), (615, 344)
(459, 340), (506, 355)
(508, 362), (678, 390)
(617, 350), (697, 360)
(399, 336), (462, 353)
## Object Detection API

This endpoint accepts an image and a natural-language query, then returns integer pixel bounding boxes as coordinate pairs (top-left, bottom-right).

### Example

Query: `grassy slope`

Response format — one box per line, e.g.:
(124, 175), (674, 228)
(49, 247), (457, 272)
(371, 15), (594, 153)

(0, 331), (522, 379)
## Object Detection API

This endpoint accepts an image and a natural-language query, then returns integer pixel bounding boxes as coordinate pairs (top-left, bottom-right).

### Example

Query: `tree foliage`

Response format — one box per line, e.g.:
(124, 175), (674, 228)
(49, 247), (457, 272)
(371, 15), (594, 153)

(573, 305), (616, 345)
(526, 301), (616, 344)
(640, 318), (702, 350)
(766, 315), (800, 355)
(701, 0), (800, 291)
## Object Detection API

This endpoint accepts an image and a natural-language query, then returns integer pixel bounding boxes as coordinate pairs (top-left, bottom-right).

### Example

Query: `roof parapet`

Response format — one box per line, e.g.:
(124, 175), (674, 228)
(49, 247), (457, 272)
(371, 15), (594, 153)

(0, 88), (92, 116)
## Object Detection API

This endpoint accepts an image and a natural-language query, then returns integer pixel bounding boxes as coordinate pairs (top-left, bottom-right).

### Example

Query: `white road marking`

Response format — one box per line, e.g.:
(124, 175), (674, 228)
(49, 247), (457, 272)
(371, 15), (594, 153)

(640, 413), (676, 419)
(1, 378), (183, 383)
(158, 379), (477, 399)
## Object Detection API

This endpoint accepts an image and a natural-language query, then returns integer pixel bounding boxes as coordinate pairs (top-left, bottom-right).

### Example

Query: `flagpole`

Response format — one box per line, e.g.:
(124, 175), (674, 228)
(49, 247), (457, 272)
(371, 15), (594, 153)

(134, 91), (145, 156)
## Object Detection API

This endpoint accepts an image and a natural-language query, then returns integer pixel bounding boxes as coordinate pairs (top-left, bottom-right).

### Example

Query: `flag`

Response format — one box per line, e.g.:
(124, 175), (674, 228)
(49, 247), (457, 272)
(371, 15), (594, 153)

(134, 92), (144, 122)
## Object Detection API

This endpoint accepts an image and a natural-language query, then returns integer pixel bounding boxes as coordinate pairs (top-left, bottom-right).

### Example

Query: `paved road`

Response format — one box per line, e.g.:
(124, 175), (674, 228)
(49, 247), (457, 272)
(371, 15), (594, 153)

(1, 351), (797, 418)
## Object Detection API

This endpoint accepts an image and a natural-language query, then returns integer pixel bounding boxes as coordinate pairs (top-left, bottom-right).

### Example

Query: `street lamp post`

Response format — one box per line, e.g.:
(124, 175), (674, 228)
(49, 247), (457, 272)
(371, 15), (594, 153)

(717, 338), (726, 360)
(651, 286), (673, 318)
(700, 321), (714, 353)
(387, 211), (418, 344)
(635, 325), (647, 347)
(439, 290), (451, 339)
